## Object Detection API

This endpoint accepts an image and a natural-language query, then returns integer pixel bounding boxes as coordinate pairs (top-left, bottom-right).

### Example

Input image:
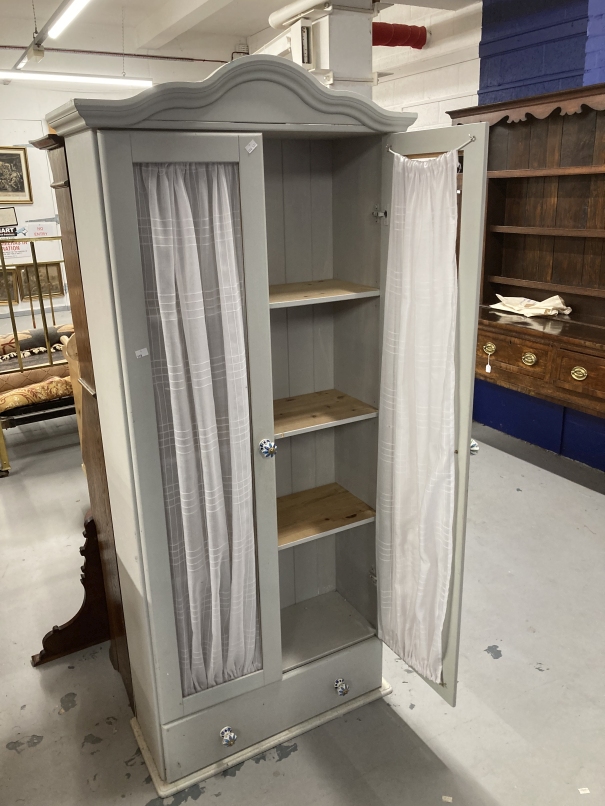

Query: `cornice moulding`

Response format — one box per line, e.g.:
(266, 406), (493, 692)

(47, 55), (417, 136)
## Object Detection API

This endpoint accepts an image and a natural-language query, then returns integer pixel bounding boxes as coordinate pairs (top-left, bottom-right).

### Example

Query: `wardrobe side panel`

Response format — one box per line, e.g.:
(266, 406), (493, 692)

(65, 130), (165, 776)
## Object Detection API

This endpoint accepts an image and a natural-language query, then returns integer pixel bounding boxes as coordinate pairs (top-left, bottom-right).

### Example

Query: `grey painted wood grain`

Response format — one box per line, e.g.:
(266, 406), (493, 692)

(278, 549), (296, 609)
(333, 298), (380, 407)
(275, 438), (293, 499)
(310, 140), (333, 281)
(336, 523), (377, 628)
(332, 136), (382, 286)
(335, 419), (378, 509)
(283, 139), (313, 283)
(263, 139), (286, 285)
(312, 304), (334, 392)
(270, 309), (289, 399)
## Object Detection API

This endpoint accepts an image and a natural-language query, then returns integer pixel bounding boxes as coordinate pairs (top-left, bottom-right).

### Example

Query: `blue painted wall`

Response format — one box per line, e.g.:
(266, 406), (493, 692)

(479, 0), (589, 104)
(585, 0), (605, 85)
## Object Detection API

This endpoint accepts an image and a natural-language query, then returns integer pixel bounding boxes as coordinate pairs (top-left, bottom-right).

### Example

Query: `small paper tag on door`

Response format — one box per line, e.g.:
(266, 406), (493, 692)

(245, 140), (258, 154)
(135, 348), (149, 359)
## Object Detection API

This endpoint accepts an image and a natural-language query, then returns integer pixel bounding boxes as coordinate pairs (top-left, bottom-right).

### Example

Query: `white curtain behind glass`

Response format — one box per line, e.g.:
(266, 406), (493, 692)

(376, 150), (458, 684)
(134, 162), (261, 696)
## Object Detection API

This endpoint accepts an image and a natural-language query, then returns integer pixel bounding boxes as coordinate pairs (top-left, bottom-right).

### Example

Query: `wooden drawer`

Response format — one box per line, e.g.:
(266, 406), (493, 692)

(476, 329), (551, 379)
(553, 350), (605, 400)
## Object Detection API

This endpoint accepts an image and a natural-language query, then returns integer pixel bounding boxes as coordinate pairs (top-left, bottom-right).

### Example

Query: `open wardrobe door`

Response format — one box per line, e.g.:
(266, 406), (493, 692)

(378, 122), (488, 706)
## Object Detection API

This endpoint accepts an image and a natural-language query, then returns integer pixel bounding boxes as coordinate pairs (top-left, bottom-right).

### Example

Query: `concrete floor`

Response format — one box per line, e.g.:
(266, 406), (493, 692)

(1, 418), (604, 806)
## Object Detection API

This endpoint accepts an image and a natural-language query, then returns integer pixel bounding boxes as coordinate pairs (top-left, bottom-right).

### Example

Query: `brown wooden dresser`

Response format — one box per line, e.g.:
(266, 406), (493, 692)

(449, 85), (605, 422)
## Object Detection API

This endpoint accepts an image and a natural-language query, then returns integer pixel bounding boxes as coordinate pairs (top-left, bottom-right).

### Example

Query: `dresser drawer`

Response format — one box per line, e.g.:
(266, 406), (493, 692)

(476, 329), (551, 379)
(553, 350), (605, 399)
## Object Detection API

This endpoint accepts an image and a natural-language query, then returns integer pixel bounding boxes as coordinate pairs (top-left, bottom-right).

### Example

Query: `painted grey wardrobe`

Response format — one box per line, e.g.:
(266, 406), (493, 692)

(47, 56), (487, 790)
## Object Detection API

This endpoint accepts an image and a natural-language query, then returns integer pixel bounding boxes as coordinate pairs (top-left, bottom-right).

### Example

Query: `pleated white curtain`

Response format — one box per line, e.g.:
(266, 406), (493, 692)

(376, 150), (458, 684)
(134, 162), (261, 696)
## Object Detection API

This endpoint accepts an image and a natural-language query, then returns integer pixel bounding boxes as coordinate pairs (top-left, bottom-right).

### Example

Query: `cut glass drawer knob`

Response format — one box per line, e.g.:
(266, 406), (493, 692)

(571, 366), (588, 381)
(334, 678), (349, 697)
(482, 342), (496, 356)
(521, 352), (537, 366)
(259, 439), (277, 458)
(220, 727), (237, 747)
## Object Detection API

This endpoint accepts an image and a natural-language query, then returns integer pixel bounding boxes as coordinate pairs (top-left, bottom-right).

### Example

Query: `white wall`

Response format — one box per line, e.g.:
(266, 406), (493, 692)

(372, 2), (482, 129)
(0, 12), (239, 321)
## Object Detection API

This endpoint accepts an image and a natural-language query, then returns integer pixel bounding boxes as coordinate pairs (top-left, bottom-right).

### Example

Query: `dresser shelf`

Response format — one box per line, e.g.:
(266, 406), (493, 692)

(488, 165), (605, 178)
(490, 225), (605, 238)
(274, 389), (377, 439)
(269, 279), (380, 309)
(488, 276), (605, 299)
(277, 482), (375, 550)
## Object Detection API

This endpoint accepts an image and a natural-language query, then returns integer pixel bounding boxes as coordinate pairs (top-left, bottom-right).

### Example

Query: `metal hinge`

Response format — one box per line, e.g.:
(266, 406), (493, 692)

(372, 206), (387, 222)
(369, 567), (377, 586)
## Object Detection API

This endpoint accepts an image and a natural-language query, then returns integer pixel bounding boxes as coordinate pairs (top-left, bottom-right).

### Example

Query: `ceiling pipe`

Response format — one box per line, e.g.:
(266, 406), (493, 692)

(372, 22), (428, 49)
(0, 44), (226, 65)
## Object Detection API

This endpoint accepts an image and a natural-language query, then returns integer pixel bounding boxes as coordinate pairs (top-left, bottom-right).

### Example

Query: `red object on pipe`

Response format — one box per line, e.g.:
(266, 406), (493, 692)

(372, 22), (427, 49)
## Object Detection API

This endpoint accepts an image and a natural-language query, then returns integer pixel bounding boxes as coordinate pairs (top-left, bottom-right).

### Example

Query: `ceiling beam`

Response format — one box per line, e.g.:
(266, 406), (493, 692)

(136, 0), (235, 50)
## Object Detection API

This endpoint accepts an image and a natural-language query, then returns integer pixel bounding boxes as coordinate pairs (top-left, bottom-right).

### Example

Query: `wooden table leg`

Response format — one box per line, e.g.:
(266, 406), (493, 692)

(0, 421), (10, 477)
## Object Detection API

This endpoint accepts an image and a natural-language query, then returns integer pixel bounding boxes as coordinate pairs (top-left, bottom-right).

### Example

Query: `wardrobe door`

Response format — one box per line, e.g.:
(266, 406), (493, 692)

(96, 131), (280, 722)
(377, 122), (488, 705)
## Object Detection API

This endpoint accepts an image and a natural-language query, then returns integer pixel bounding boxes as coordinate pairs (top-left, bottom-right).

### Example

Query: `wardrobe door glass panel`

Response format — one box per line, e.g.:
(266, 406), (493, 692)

(134, 162), (261, 697)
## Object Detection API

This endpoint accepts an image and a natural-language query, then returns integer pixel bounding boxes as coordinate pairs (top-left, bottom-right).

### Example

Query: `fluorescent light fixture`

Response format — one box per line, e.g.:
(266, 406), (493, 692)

(16, 44), (45, 70)
(0, 70), (152, 88)
(48, 0), (94, 39)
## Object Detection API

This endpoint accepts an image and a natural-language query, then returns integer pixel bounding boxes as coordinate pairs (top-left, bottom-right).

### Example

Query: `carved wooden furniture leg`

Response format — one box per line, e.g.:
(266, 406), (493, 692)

(31, 513), (111, 666)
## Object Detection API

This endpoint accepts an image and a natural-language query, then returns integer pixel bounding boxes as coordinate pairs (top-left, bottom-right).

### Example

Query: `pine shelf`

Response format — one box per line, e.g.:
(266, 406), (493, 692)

(269, 279), (380, 309)
(277, 482), (375, 550)
(274, 389), (377, 439)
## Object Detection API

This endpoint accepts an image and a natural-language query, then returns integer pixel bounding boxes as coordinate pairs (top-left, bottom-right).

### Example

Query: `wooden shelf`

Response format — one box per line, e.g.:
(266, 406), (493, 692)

(274, 389), (377, 439)
(277, 482), (375, 550)
(488, 165), (605, 178)
(490, 225), (605, 238)
(269, 279), (380, 309)
(488, 275), (605, 299)
(281, 591), (375, 673)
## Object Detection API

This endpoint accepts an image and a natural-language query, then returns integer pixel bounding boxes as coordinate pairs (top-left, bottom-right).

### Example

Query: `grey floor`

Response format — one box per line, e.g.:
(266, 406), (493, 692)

(1, 419), (604, 806)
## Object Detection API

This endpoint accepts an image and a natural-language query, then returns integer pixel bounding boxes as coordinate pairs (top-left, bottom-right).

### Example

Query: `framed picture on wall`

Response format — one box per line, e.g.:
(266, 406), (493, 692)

(19, 262), (64, 299)
(0, 147), (33, 204)
(0, 267), (20, 305)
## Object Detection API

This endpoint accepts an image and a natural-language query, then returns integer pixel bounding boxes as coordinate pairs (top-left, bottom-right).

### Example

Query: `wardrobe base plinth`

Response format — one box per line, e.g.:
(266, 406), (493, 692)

(133, 678), (392, 798)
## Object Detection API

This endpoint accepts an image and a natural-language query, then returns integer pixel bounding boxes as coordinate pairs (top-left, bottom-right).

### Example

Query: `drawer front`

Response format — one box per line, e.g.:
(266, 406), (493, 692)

(553, 350), (605, 399)
(161, 637), (382, 783)
(476, 329), (550, 379)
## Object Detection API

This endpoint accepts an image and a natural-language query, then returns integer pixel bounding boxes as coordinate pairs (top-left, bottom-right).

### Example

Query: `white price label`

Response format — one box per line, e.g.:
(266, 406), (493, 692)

(135, 348), (149, 359)
(245, 140), (258, 154)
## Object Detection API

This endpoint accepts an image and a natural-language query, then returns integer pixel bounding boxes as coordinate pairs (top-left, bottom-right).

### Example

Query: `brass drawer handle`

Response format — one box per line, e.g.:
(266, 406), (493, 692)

(521, 352), (537, 366)
(482, 342), (496, 356)
(571, 366), (588, 381)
